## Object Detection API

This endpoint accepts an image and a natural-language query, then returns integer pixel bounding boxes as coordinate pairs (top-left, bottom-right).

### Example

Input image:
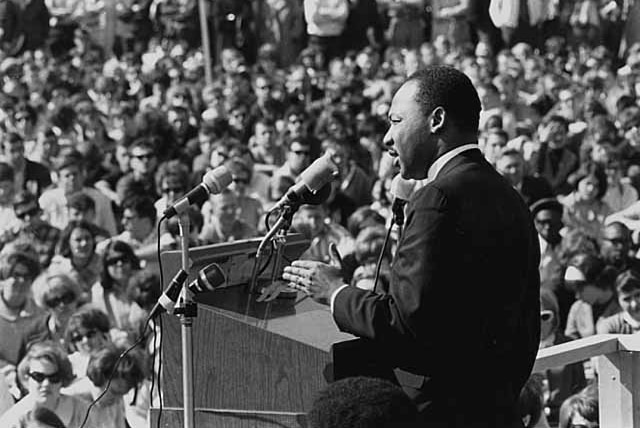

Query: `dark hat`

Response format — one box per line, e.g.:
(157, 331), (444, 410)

(530, 197), (563, 217)
(13, 191), (40, 217)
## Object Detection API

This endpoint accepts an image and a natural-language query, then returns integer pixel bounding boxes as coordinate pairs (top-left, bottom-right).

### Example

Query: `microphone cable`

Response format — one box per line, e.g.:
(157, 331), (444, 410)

(372, 209), (402, 294)
(152, 215), (165, 428)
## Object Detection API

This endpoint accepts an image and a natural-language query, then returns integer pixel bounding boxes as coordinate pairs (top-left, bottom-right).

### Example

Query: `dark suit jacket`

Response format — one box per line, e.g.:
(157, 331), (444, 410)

(521, 175), (552, 207)
(333, 149), (541, 428)
(24, 159), (51, 196)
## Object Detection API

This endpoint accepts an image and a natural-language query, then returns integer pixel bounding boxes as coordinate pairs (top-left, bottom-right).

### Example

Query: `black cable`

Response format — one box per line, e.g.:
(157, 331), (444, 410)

(79, 318), (152, 428)
(154, 216), (165, 428)
(372, 215), (395, 294)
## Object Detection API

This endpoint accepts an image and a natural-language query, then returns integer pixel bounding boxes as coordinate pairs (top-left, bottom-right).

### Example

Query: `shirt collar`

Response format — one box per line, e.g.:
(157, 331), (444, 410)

(426, 144), (479, 182)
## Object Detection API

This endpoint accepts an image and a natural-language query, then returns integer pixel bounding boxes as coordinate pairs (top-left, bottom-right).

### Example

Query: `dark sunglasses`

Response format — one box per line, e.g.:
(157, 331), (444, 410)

(45, 291), (75, 308)
(293, 150), (310, 156)
(71, 329), (99, 343)
(132, 153), (154, 161)
(106, 256), (130, 266)
(28, 371), (62, 384)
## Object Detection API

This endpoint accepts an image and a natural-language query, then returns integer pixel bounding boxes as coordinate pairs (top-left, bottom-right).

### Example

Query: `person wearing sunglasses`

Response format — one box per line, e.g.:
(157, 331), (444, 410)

(0, 340), (98, 428)
(116, 139), (160, 205)
(63, 307), (111, 383)
(223, 158), (263, 231)
(90, 240), (143, 339)
(0, 244), (42, 401)
(64, 345), (147, 428)
(153, 160), (190, 220)
(269, 137), (313, 203)
(535, 289), (586, 426)
(18, 272), (82, 365)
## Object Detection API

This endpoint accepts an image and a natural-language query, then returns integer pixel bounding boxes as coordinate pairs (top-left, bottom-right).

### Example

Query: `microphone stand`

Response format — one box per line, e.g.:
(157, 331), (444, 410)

(175, 213), (196, 428)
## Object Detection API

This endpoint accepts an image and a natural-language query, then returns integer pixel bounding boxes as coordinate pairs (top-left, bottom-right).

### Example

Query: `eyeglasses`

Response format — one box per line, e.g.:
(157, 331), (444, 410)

(540, 310), (554, 322)
(28, 371), (62, 384)
(131, 153), (154, 161)
(106, 256), (129, 266)
(71, 329), (99, 343)
(45, 291), (75, 308)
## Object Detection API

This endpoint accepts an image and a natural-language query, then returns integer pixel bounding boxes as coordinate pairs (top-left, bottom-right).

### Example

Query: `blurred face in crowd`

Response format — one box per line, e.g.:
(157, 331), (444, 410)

(619, 287), (640, 322)
(496, 153), (524, 187)
(287, 114), (305, 138)
(420, 44), (437, 67)
(212, 192), (238, 230)
(1, 261), (34, 308)
(122, 208), (152, 242)
(209, 143), (230, 169)
(286, 68), (306, 94)
(70, 326), (108, 356)
(254, 122), (275, 149)
(228, 106), (248, 131)
(295, 205), (326, 237)
(287, 141), (311, 174)
(58, 165), (84, 195)
(167, 108), (189, 135)
(545, 120), (568, 149)
(129, 146), (157, 178)
(482, 132), (507, 165)
(44, 279), (79, 326)
(67, 206), (95, 224)
(27, 358), (63, 407)
(534, 209), (562, 244)
(254, 76), (272, 103)
(115, 144), (131, 174)
(161, 175), (185, 203)
(577, 175), (600, 202)
(106, 251), (134, 287)
(3, 138), (25, 167)
(69, 227), (94, 262)
(98, 377), (133, 407)
(601, 224), (630, 266)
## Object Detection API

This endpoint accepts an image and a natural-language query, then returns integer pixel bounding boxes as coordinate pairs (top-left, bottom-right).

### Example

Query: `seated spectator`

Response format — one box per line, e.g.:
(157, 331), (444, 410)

(39, 150), (117, 236)
(536, 289), (586, 425)
(65, 192), (110, 242)
(63, 345), (146, 428)
(0, 341), (97, 427)
(248, 118), (286, 167)
(560, 162), (611, 241)
(90, 241), (146, 338)
(600, 222), (640, 274)
(0, 162), (20, 240)
(0, 244), (42, 399)
(50, 221), (102, 296)
(558, 383), (599, 428)
(116, 139), (160, 205)
(597, 269), (640, 334)
(10, 192), (61, 268)
(199, 189), (256, 245)
(496, 148), (552, 206)
(1, 132), (51, 198)
(351, 226), (391, 292)
(62, 307), (112, 381)
(269, 137), (313, 203)
(153, 159), (191, 219)
(125, 270), (161, 325)
(163, 206), (204, 249)
(307, 376), (418, 428)
(602, 154), (638, 213)
(531, 198), (565, 295)
(292, 204), (354, 264)
(564, 253), (620, 339)
(18, 272), (84, 363)
(533, 115), (579, 196)
(223, 158), (263, 231)
(480, 127), (508, 167)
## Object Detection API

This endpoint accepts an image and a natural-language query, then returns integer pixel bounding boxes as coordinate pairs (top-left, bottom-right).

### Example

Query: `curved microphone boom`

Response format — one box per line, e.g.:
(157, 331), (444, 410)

(149, 263), (226, 318)
(269, 153), (340, 213)
(163, 166), (233, 219)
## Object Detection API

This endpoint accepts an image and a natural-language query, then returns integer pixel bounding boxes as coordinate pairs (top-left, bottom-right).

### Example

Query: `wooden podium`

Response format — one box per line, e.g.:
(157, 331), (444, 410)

(151, 235), (354, 427)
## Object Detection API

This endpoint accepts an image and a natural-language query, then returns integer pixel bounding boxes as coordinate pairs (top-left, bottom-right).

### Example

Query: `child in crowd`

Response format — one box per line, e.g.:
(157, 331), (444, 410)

(597, 269), (640, 334)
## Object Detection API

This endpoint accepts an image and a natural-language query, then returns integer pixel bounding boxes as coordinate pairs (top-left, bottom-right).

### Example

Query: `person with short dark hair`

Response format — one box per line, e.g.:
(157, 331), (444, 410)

(307, 376), (418, 428)
(564, 253), (621, 339)
(597, 269), (640, 334)
(600, 222), (640, 274)
(1, 132), (51, 197)
(284, 66), (540, 426)
(534, 115), (579, 195)
(39, 150), (117, 236)
(497, 148), (552, 206)
(116, 139), (160, 204)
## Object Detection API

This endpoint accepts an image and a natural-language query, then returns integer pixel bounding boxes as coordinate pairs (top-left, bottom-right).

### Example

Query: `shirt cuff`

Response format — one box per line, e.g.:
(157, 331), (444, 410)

(330, 284), (350, 314)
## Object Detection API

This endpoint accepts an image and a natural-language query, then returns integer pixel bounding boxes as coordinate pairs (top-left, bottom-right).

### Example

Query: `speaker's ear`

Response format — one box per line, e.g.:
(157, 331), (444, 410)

(430, 107), (445, 133)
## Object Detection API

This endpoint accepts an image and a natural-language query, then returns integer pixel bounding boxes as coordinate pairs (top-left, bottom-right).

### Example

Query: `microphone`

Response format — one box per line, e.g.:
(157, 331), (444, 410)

(163, 166), (233, 219)
(269, 153), (339, 213)
(390, 175), (416, 227)
(149, 263), (226, 318)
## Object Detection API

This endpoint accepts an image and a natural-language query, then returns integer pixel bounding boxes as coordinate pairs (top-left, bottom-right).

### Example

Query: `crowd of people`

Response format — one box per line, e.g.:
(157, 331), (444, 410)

(0, 0), (636, 427)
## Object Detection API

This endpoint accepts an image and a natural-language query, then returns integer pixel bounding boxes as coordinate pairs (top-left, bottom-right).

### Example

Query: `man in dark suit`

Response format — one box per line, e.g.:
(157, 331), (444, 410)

(496, 147), (552, 206)
(283, 66), (541, 427)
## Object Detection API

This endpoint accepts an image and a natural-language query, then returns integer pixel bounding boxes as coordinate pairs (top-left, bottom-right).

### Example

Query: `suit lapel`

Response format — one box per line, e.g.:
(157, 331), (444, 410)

(431, 148), (484, 184)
